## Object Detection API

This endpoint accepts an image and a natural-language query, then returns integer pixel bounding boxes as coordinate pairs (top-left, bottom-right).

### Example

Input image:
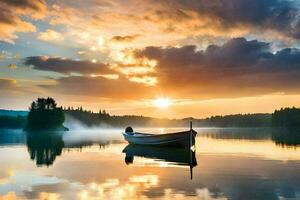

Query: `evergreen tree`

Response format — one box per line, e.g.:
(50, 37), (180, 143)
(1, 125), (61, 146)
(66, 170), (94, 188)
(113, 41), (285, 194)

(26, 97), (67, 131)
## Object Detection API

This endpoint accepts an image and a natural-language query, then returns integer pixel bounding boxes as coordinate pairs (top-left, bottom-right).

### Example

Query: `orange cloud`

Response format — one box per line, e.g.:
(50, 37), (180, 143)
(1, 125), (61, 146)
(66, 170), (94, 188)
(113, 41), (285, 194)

(38, 29), (64, 42)
(25, 38), (300, 103)
(110, 34), (141, 43)
(43, 75), (157, 100)
(0, 0), (47, 19)
(0, 0), (47, 43)
(0, 7), (36, 43)
(131, 38), (300, 99)
(0, 78), (17, 90)
(42, 0), (300, 52)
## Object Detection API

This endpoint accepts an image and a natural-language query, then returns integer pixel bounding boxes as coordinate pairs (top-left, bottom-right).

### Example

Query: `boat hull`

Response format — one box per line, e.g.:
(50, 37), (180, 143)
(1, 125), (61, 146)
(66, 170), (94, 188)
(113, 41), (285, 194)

(122, 130), (197, 147)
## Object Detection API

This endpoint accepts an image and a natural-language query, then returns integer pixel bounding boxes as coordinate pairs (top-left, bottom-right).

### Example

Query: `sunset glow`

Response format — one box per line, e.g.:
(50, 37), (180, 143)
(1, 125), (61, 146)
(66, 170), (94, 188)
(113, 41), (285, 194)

(153, 98), (172, 109)
(0, 0), (300, 118)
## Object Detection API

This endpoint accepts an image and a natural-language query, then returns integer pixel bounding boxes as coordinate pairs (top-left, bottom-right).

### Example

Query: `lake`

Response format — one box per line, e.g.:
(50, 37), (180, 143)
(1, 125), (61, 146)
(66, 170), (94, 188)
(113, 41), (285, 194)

(0, 128), (299, 200)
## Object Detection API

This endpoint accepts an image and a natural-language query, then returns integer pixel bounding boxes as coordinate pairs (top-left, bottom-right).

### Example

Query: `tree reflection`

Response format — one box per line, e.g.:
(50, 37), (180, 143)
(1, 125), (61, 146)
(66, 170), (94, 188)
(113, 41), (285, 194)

(26, 132), (64, 167)
(25, 131), (111, 167)
(272, 128), (300, 147)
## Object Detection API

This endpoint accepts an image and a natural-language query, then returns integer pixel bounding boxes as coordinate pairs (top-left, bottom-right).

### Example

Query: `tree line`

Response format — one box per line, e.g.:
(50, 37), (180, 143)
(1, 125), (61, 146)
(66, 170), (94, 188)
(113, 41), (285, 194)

(272, 107), (300, 127)
(0, 98), (299, 129)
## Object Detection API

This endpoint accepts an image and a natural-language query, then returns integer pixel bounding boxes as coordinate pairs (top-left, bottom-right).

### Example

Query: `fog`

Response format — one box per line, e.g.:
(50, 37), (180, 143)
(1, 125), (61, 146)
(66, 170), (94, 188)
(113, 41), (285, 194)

(62, 115), (125, 147)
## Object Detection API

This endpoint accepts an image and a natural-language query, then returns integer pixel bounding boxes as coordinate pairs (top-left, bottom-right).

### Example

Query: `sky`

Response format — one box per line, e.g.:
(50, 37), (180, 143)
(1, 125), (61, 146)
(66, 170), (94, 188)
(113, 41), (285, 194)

(1, 0), (300, 118)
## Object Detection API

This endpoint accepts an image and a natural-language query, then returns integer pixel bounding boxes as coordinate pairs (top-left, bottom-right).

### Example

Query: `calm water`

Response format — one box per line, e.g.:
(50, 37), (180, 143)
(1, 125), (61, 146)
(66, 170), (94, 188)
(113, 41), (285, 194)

(0, 128), (299, 200)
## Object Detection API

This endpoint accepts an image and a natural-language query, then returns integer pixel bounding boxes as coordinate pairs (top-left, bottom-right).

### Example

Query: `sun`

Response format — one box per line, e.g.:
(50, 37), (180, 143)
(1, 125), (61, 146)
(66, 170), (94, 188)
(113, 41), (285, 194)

(153, 98), (171, 108)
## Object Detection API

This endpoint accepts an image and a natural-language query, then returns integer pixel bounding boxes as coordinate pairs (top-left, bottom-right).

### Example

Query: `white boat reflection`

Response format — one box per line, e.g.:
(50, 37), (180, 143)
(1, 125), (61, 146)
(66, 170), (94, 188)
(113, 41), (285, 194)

(123, 144), (197, 179)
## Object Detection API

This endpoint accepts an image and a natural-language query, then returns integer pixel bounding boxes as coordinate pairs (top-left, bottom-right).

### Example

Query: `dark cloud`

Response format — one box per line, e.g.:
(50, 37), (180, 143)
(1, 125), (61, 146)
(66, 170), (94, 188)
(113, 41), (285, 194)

(28, 38), (300, 100)
(0, 0), (47, 42)
(38, 38), (300, 100)
(110, 34), (141, 43)
(24, 56), (113, 75)
(136, 38), (272, 70)
(0, 78), (16, 90)
(0, 6), (36, 43)
(0, 7), (16, 24)
(135, 37), (300, 98)
(0, 0), (47, 12)
(44, 75), (156, 99)
(144, 8), (191, 23)
(152, 0), (300, 39)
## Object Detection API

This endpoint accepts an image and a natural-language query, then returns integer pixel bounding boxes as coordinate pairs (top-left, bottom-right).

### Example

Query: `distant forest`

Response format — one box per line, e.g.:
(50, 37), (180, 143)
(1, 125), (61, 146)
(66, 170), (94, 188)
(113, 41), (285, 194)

(1, 106), (299, 129)
(0, 115), (27, 129)
(64, 107), (272, 128)
(272, 107), (300, 128)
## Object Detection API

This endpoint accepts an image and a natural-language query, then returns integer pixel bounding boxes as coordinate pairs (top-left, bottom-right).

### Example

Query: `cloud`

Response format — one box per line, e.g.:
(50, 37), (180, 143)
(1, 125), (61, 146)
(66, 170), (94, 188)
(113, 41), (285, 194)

(34, 37), (300, 100)
(24, 56), (113, 75)
(0, 78), (17, 90)
(133, 37), (300, 98)
(0, 6), (36, 43)
(43, 75), (156, 100)
(41, 0), (300, 53)
(1, 0), (297, 45)
(38, 29), (64, 42)
(110, 34), (141, 43)
(153, 0), (300, 40)
(1, 0), (47, 19)
(0, 0), (47, 43)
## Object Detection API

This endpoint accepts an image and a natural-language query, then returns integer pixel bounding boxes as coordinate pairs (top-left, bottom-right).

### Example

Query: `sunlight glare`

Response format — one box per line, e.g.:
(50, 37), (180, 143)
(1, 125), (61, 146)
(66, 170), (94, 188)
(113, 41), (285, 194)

(97, 36), (105, 46)
(154, 98), (171, 108)
(90, 46), (97, 51)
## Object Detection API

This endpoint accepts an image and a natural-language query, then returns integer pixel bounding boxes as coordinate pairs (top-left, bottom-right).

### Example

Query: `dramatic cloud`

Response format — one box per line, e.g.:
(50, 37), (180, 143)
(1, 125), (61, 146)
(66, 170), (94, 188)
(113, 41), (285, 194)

(44, 75), (156, 100)
(37, 38), (300, 100)
(0, 0), (47, 19)
(1, 0), (300, 116)
(45, 0), (300, 50)
(0, 0), (47, 43)
(37, 29), (64, 42)
(0, 7), (36, 43)
(2, 0), (299, 44)
(134, 37), (300, 98)
(24, 56), (112, 75)
(154, 0), (300, 40)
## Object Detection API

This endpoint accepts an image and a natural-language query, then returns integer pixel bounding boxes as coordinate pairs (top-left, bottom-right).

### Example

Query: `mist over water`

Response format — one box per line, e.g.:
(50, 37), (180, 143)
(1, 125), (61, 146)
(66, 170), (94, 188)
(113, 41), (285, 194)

(0, 127), (300, 199)
(64, 114), (116, 130)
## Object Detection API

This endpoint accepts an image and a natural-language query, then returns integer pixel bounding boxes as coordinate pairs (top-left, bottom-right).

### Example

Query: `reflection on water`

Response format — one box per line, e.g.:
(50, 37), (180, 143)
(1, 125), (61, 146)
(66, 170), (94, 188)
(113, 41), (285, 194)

(26, 132), (65, 166)
(0, 128), (299, 200)
(199, 127), (300, 148)
(271, 128), (300, 147)
(123, 144), (197, 167)
(26, 131), (113, 167)
(123, 144), (197, 179)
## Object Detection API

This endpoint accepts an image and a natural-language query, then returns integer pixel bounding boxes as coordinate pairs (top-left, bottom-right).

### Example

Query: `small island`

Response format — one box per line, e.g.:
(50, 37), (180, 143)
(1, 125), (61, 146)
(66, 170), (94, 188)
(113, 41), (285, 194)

(26, 97), (68, 131)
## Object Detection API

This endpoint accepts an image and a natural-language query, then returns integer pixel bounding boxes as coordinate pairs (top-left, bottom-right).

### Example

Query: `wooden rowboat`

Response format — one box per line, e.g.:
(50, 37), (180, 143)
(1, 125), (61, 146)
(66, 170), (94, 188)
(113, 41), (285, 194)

(122, 122), (197, 148)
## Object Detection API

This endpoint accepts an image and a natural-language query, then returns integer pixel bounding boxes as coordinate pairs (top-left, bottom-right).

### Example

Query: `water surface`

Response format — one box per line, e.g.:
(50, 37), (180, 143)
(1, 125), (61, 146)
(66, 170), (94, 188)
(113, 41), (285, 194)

(0, 128), (299, 200)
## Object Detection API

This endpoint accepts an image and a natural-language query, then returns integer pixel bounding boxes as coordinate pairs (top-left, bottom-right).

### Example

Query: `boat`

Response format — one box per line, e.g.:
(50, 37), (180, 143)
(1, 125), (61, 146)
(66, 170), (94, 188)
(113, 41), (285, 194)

(122, 122), (197, 147)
